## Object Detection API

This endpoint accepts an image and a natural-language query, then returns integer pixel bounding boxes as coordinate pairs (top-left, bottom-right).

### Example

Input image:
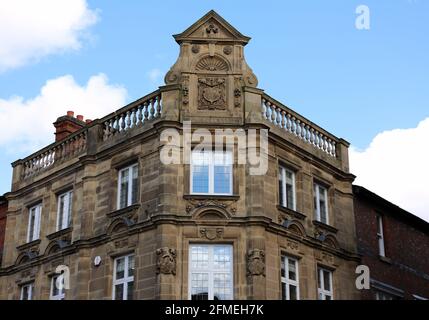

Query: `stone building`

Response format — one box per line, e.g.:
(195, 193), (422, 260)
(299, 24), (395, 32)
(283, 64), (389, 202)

(0, 11), (360, 300)
(353, 185), (429, 300)
(0, 195), (7, 266)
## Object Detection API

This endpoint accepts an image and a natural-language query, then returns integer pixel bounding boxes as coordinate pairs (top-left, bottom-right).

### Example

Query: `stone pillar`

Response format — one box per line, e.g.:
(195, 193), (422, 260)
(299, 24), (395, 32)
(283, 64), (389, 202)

(337, 138), (351, 173)
(155, 224), (178, 299)
(159, 84), (181, 122)
(246, 226), (266, 299)
(10, 161), (23, 192)
(243, 86), (264, 123)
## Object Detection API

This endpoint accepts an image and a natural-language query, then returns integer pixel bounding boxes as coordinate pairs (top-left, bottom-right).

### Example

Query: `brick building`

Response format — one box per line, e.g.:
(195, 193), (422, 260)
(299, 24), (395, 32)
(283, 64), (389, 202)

(0, 196), (7, 266)
(0, 11), (361, 300)
(353, 185), (429, 300)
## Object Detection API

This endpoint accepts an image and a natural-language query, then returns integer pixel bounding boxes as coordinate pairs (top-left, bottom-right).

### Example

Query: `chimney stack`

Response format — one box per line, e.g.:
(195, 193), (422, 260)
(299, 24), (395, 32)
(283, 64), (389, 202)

(53, 110), (87, 142)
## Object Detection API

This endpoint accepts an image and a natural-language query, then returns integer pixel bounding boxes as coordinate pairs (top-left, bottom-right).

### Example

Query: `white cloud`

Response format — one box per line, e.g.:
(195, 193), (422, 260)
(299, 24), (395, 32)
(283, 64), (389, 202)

(350, 118), (429, 222)
(0, 74), (127, 153)
(0, 0), (98, 72)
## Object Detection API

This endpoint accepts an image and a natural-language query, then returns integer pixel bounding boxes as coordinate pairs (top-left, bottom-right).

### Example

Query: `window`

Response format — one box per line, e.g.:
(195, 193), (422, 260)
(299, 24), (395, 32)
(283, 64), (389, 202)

(57, 191), (73, 231)
(27, 204), (42, 242)
(189, 244), (233, 300)
(281, 256), (299, 300)
(117, 164), (138, 209)
(314, 183), (329, 224)
(113, 254), (135, 300)
(375, 290), (399, 300)
(377, 215), (386, 257)
(20, 282), (34, 300)
(50, 275), (65, 300)
(317, 268), (333, 300)
(278, 166), (296, 210)
(191, 150), (233, 195)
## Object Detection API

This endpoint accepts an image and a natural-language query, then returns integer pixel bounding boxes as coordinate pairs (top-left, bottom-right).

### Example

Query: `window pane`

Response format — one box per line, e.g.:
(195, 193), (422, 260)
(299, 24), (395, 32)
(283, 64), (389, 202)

(127, 281), (134, 300)
(213, 164), (231, 194)
(213, 273), (232, 300)
(288, 259), (297, 281)
(278, 168), (284, 206)
(58, 195), (65, 229)
(131, 166), (138, 204)
(128, 256), (135, 277)
(323, 270), (331, 291)
(281, 282), (286, 300)
(289, 285), (298, 300)
(191, 246), (209, 269)
(286, 183), (294, 210)
(191, 273), (209, 300)
(116, 258), (125, 279)
(119, 169), (129, 208)
(280, 258), (285, 278)
(213, 246), (231, 270)
(318, 269), (322, 288)
(67, 192), (73, 227)
(192, 165), (209, 193)
(115, 284), (124, 300)
(28, 209), (36, 241)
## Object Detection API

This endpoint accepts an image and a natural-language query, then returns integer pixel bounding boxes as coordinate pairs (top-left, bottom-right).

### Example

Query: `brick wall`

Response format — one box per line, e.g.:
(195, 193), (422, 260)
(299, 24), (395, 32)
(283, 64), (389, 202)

(353, 186), (429, 300)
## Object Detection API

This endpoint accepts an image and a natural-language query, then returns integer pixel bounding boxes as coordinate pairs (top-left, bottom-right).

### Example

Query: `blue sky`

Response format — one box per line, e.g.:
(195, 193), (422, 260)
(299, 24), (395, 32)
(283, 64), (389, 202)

(0, 1), (428, 220)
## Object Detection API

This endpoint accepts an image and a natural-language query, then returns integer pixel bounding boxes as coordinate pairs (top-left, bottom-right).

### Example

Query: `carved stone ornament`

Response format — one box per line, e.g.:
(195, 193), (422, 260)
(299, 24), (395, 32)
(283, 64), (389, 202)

(223, 46), (232, 55)
(198, 77), (226, 110)
(191, 44), (200, 54)
(200, 227), (224, 240)
(185, 199), (237, 216)
(196, 56), (228, 72)
(182, 76), (189, 105)
(247, 249), (265, 277)
(206, 23), (219, 35)
(156, 247), (176, 275)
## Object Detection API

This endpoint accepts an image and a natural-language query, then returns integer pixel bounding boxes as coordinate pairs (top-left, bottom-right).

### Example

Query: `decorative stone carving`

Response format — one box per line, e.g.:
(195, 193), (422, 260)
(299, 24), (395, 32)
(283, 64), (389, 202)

(156, 247), (176, 275)
(191, 44), (200, 54)
(199, 227), (224, 240)
(206, 23), (219, 35)
(182, 76), (189, 105)
(198, 77), (226, 110)
(234, 88), (241, 107)
(196, 56), (228, 72)
(223, 46), (232, 55)
(185, 199), (237, 217)
(286, 239), (299, 251)
(164, 70), (179, 84)
(247, 249), (265, 277)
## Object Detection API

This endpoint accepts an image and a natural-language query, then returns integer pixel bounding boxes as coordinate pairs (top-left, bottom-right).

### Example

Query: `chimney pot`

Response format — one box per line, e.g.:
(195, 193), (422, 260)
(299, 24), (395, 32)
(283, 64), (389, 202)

(76, 115), (84, 121)
(67, 111), (74, 117)
(85, 119), (92, 124)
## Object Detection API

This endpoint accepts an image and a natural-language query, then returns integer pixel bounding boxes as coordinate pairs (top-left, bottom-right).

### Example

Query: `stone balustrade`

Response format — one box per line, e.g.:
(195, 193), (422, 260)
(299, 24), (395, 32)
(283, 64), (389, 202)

(262, 94), (338, 157)
(102, 90), (162, 141)
(21, 130), (87, 179)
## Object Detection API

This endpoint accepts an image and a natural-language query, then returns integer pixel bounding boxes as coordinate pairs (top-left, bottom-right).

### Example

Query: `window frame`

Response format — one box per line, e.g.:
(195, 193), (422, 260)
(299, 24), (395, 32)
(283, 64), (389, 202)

(278, 165), (296, 210)
(27, 203), (42, 243)
(50, 275), (65, 300)
(56, 190), (73, 231)
(188, 244), (234, 300)
(377, 214), (386, 257)
(281, 255), (300, 300)
(317, 267), (333, 300)
(314, 183), (329, 225)
(112, 254), (135, 300)
(20, 282), (34, 300)
(190, 150), (233, 196)
(117, 164), (139, 210)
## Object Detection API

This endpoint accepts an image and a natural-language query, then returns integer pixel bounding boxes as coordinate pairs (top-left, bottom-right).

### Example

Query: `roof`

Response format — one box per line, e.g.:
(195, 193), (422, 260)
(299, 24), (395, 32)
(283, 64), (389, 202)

(353, 185), (429, 235)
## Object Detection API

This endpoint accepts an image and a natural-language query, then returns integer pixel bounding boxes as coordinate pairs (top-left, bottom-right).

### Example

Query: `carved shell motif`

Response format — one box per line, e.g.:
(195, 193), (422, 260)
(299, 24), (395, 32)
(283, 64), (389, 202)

(196, 57), (228, 72)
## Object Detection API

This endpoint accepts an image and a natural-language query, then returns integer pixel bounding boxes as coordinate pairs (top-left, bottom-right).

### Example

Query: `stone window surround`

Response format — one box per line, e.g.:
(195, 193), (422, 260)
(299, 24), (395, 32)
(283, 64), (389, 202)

(312, 177), (334, 227)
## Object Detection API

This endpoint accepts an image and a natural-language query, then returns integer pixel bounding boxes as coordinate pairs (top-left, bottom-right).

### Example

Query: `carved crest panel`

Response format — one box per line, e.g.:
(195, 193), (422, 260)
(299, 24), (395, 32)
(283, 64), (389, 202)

(198, 77), (226, 110)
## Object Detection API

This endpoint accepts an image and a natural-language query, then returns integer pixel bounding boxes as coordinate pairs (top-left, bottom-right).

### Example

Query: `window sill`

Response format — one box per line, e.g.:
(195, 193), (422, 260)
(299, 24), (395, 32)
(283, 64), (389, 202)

(107, 204), (140, 218)
(183, 194), (240, 201)
(46, 227), (73, 241)
(379, 255), (392, 265)
(312, 220), (338, 234)
(277, 205), (306, 220)
(16, 239), (41, 251)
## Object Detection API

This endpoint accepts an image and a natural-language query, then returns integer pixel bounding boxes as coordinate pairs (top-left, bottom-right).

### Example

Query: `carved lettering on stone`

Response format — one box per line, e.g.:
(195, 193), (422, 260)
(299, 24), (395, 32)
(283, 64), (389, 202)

(247, 249), (265, 277)
(198, 77), (226, 110)
(156, 247), (176, 275)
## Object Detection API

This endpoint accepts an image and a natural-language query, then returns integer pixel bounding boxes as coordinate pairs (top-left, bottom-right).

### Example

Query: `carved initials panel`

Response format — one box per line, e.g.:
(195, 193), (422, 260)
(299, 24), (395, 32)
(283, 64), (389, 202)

(198, 77), (226, 110)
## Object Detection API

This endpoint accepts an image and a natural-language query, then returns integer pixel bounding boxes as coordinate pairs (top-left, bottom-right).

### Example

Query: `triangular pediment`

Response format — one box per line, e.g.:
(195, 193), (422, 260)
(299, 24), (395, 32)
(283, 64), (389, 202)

(173, 10), (250, 45)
